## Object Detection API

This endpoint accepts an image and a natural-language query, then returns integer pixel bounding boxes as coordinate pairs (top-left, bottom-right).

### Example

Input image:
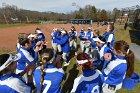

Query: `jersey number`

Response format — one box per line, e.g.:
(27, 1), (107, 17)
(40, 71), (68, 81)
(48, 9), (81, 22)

(91, 85), (100, 93)
(43, 80), (51, 93)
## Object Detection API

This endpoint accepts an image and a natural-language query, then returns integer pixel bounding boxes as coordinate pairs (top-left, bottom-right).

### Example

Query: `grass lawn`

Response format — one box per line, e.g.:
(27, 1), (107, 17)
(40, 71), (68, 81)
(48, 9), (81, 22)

(61, 23), (140, 93)
(0, 23), (31, 28)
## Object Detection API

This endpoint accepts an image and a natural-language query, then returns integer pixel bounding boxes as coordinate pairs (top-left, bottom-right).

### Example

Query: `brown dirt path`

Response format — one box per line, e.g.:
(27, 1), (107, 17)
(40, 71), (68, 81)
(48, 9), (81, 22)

(0, 24), (105, 51)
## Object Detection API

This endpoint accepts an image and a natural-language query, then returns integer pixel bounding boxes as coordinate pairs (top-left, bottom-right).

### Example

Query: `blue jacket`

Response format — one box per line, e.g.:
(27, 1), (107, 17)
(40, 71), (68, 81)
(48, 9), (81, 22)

(51, 31), (61, 43)
(54, 34), (70, 53)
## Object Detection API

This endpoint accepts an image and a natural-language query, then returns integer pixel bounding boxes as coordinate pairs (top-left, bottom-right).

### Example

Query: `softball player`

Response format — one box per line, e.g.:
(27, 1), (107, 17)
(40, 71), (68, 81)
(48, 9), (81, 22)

(68, 26), (77, 55)
(54, 30), (70, 66)
(78, 28), (86, 53)
(93, 36), (113, 70)
(102, 24), (115, 49)
(27, 34), (36, 48)
(71, 53), (104, 93)
(35, 27), (46, 50)
(84, 27), (93, 54)
(16, 38), (42, 82)
(34, 49), (64, 93)
(35, 27), (46, 41)
(102, 40), (135, 93)
(0, 53), (34, 93)
(51, 28), (62, 56)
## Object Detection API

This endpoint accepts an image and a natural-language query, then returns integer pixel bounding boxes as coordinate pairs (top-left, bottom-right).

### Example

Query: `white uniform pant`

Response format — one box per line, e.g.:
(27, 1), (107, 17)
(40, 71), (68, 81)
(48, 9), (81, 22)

(52, 42), (62, 57)
(70, 39), (77, 50)
(62, 52), (69, 63)
(102, 83), (122, 93)
(80, 41), (85, 52)
(57, 44), (62, 52)
(84, 42), (91, 54)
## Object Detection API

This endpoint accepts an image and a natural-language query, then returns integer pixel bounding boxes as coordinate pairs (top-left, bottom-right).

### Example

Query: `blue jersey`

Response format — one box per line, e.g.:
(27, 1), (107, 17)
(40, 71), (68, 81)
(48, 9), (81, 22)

(34, 64), (64, 93)
(102, 32), (115, 48)
(38, 33), (46, 41)
(86, 31), (93, 40)
(98, 44), (113, 59)
(68, 31), (77, 40)
(51, 31), (61, 43)
(71, 69), (104, 93)
(103, 56), (127, 86)
(97, 44), (114, 70)
(0, 73), (32, 93)
(54, 34), (70, 53)
(78, 31), (86, 41)
(16, 47), (38, 71)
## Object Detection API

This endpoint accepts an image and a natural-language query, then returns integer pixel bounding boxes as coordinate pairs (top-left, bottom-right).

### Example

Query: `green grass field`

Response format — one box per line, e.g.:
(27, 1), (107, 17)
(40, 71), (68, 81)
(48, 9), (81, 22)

(0, 24), (31, 28)
(61, 23), (140, 93)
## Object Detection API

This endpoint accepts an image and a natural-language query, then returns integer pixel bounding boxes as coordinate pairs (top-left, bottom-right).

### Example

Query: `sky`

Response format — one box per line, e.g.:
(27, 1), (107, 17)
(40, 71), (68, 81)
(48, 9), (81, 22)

(0, 0), (139, 13)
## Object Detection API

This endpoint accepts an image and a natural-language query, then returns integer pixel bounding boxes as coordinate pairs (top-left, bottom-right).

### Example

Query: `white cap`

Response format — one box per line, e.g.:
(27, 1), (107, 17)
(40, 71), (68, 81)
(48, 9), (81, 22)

(81, 28), (84, 31)
(36, 30), (42, 33)
(53, 28), (58, 31)
(88, 27), (92, 30)
(93, 37), (105, 43)
(61, 30), (66, 34)
(77, 60), (88, 64)
(0, 54), (21, 72)
(28, 34), (35, 38)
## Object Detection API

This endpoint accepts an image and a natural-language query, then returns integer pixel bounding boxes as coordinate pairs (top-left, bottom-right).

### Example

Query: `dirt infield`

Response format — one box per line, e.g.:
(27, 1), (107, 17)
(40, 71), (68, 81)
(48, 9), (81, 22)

(0, 24), (105, 51)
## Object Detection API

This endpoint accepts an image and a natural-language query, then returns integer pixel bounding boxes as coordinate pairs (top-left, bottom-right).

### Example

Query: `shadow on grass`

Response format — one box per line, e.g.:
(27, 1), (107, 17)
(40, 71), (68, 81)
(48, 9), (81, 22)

(129, 30), (140, 46)
(69, 44), (80, 60)
(62, 64), (79, 93)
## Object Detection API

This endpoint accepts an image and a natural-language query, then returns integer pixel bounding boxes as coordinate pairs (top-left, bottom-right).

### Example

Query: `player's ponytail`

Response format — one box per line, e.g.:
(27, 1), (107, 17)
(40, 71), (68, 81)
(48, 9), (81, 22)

(40, 63), (44, 93)
(114, 40), (135, 78)
(39, 48), (54, 93)
(126, 49), (135, 77)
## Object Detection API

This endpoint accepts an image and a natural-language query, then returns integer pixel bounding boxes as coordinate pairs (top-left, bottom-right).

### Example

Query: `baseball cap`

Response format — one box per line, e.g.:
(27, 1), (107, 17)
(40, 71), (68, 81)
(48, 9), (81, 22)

(36, 30), (42, 34)
(28, 34), (35, 38)
(93, 36), (106, 43)
(81, 28), (84, 31)
(61, 30), (66, 34)
(88, 27), (92, 30)
(0, 54), (21, 72)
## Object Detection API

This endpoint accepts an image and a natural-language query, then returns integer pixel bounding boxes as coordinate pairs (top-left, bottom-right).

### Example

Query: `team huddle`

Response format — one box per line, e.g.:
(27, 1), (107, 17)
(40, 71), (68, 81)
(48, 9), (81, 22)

(0, 24), (135, 93)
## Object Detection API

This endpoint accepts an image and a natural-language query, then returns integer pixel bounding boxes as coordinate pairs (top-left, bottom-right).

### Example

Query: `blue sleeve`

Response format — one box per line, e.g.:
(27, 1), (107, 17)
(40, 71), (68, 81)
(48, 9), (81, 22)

(38, 33), (46, 41)
(54, 36), (68, 45)
(55, 32), (61, 39)
(89, 38), (96, 48)
(78, 34), (82, 40)
(33, 68), (41, 92)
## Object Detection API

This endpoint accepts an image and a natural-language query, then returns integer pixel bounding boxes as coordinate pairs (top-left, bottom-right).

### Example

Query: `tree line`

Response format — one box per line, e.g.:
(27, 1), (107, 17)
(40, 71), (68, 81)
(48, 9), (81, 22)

(0, 4), (122, 24)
